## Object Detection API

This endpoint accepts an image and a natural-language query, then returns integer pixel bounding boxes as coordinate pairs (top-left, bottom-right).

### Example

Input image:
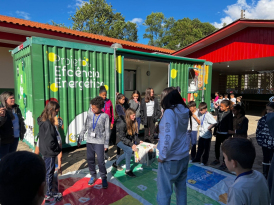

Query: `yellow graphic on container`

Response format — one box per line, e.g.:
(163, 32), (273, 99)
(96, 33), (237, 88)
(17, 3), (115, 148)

(48, 52), (57, 62)
(104, 85), (109, 91)
(188, 179), (196, 184)
(50, 83), (58, 92)
(194, 93), (198, 98)
(69, 133), (76, 143)
(116, 56), (122, 74)
(205, 65), (209, 84)
(171, 69), (178, 79)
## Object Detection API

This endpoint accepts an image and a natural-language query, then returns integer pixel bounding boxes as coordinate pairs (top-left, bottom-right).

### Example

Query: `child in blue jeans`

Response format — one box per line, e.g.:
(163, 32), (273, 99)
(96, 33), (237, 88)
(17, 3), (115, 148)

(187, 101), (200, 161)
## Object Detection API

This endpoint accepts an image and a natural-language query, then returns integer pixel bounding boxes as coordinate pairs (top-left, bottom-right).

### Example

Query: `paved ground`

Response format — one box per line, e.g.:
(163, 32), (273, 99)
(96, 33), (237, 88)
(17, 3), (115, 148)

(17, 114), (263, 175)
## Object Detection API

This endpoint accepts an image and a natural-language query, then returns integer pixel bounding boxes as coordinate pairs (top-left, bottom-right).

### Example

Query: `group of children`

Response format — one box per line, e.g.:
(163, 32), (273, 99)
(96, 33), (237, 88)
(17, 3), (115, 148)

(35, 84), (274, 204)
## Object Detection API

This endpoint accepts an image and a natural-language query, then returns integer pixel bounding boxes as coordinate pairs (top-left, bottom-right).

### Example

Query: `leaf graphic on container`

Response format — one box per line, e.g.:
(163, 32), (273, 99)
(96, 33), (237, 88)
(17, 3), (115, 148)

(48, 52), (57, 62)
(104, 85), (109, 91)
(50, 83), (58, 92)
(69, 133), (76, 143)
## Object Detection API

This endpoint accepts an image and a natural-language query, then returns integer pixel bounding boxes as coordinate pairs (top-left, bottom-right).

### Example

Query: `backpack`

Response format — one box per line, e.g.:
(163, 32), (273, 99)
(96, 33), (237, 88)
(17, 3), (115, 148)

(256, 114), (274, 149)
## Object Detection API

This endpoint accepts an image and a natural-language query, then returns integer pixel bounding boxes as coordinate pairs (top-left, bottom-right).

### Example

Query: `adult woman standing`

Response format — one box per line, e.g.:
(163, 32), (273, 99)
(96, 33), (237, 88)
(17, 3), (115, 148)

(0, 92), (26, 159)
(157, 88), (190, 205)
(140, 88), (161, 143)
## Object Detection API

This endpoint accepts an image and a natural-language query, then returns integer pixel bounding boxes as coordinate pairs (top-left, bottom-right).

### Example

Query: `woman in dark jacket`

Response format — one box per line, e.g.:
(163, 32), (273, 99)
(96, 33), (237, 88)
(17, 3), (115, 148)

(140, 88), (161, 143)
(112, 108), (142, 178)
(0, 92), (26, 159)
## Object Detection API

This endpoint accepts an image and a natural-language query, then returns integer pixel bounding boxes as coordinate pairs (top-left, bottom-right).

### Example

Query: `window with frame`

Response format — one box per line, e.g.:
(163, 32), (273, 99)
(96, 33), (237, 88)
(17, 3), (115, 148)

(124, 70), (136, 91)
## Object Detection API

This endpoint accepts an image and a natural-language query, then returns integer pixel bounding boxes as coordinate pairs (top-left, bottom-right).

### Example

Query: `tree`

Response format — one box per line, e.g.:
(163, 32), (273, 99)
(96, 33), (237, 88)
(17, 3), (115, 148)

(143, 13), (217, 50)
(70, 0), (138, 42)
(48, 20), (70, 29)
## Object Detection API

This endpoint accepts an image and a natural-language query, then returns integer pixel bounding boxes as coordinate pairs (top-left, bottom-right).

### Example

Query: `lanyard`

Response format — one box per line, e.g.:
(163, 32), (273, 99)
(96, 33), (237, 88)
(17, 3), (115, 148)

(234, 170), (253, 181)
(201, 112), (207, 126)
(93, 114), (101, 131)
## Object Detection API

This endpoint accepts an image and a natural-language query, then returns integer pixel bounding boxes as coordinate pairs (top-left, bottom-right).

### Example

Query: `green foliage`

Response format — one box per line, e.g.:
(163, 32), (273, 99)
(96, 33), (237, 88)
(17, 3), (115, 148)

(49, 20), (70, 29)
(70, 0), (138, 42)
(143, 13), (217, 50)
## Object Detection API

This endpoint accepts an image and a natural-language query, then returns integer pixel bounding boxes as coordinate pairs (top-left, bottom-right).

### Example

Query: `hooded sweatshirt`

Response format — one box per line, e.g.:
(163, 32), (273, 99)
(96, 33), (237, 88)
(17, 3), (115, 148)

(157, 104), (189, 161)
(102, 98), (114, 125)
(38, 117), (61, 157)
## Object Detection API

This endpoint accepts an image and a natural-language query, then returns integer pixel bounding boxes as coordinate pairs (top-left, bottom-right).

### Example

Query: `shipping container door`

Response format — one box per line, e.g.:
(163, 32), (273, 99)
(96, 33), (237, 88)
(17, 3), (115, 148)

(30, 41), (115, 148)
(169, 61), (211, 107)
(13, 46), (35, 148)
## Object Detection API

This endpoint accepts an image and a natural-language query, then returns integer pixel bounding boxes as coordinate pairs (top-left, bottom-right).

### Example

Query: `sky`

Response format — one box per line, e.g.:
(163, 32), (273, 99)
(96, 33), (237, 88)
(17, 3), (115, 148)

(1, 0), (274, 45)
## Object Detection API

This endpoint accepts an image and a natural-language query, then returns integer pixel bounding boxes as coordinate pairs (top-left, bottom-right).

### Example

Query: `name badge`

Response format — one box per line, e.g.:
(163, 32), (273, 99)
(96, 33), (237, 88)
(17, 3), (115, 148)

(90, 132), (96, 138)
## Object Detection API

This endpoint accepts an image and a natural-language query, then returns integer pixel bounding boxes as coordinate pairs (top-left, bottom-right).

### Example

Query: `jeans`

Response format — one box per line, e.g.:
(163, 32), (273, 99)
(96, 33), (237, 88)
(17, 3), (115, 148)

(187, 131), (197, 160)
(44, 156), (56, 196)
(116, 141), (133, 171)
(262, 147), (274, 164)
(136, 117), (141, 131)
(87, 143), (107, 179)
(0, 137), (19, 159)
(157, 156), (189, 205)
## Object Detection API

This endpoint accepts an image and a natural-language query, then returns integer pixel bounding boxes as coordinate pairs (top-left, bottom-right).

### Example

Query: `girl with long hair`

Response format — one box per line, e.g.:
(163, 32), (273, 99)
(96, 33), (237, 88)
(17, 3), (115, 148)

(112, 108), (142, 178)
(38, 101), (62, 202)
(129, 90), (141, 130)
(140, 88), (161, 143)
(157, 88), (190, 205)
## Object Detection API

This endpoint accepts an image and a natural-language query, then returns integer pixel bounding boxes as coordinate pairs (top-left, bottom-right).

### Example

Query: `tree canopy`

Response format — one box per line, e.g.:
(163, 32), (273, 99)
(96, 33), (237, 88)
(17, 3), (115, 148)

(143, 12), (217, 50)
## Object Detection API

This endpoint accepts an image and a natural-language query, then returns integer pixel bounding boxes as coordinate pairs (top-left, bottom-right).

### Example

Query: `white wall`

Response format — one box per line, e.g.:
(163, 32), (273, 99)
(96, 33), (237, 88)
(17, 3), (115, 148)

(124, 61), (168, 99)
(0, 47), (14, 88)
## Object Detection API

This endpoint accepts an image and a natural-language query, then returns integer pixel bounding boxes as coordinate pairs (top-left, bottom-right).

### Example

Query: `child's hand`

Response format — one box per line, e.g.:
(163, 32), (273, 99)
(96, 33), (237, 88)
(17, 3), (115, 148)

(105, 148), (108, 151)
(158, 158), (163, 163)
(140, 141), (143, 143)
(132, 144), (137, 152)
(58, 167), (62, 175)
(110, 124), (114, 129)
(77, 142), (81, 147)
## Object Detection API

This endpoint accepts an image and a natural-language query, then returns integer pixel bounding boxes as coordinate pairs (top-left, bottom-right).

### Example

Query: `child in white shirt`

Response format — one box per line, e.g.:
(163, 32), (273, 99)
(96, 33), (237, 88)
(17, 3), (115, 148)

(222, 138), (270, 205)
(230, 94), (236, 105)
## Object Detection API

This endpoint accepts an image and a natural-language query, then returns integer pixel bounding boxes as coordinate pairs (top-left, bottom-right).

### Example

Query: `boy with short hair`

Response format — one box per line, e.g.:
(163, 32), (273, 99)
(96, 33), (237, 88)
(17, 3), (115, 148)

(230, 94), (236, 105)
(222, 138), (270, 205)
(0, 151), (46, 205)
(224, 94), (229, 100)
(192, 102), (217, 165)
(187, 101), (201, 161)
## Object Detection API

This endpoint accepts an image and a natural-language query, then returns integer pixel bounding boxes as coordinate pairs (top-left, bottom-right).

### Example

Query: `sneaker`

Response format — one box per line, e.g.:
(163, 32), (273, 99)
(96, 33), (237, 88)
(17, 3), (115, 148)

(44, 195), (55, 204)
(88, 177), (97, 186)
(125, 170), (136, 178)
(189, 160), (193, 163)
(112, 162), (123, 171)
(102, 179), (108, 189)
(53, 193), (63, 202)
(200, 163), (205, 166)
(219, 163), (227, 171)
(210, 159), (220, 166)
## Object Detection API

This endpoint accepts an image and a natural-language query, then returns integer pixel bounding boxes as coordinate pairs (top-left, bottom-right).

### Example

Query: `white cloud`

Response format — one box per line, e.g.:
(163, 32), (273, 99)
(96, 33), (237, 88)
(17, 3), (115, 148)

(131, 18), (143, 25)
(68, 0), (87, 8)
(16, 11), (30, 20)
(212, 0), (274, 28)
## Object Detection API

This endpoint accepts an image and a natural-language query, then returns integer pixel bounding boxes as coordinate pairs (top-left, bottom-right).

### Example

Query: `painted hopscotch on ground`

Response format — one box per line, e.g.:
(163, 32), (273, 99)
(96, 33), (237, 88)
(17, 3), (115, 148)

(43, 159), (235, 205)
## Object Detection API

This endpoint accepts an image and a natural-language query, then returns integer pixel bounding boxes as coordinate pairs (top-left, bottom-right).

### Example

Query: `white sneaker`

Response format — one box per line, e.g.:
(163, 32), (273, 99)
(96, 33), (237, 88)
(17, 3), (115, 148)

(189, 160), (193, 163)
(200, 163), (205, 166)
(116, 155), (120, 159)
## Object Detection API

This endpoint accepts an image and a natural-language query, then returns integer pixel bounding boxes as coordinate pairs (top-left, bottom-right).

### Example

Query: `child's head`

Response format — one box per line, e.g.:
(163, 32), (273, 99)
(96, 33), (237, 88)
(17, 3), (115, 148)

(40, 101), (60, 125)
(269, 96), (274, 102)
(145, 88), (154, 102)
(224, 94), (228, 98)
(161, 87), (175, 103)
(219, 95), (223, 99)
(116, 93), (125, 105)
(266, 102), (274, 114)
(232, 104), (245, 116)
(222, 138), (256, 172)
(220, 100), (232, 112)
(0, 151), (46, 205)
(215, 92), (219, 96)
(131, 90), (141, 101)
(198, 102), (207, 114)
(125, 108), (137, 135)
(230, 93), (235, 98)
(90, 96), (104, 114)
(99, 86), (107, 100)
(188, 101), (197, 112)
(236, 96), (242, 102)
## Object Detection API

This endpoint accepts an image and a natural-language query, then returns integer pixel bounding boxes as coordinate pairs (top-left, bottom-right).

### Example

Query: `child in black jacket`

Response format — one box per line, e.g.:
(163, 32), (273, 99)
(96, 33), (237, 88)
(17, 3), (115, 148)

(38, 101), (62, 203)
(211, 100), (233, 170)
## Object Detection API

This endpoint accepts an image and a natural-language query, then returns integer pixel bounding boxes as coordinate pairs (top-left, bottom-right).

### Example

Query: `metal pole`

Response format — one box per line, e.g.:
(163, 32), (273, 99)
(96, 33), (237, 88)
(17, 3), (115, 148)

(168, 63), (170, 87)
(114, 48), (117, 102)
(202, 63), (206, 102)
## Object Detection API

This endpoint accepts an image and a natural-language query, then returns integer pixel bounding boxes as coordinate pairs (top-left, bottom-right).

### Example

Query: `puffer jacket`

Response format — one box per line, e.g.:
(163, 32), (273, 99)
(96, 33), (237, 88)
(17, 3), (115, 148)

(0, 103), (26, 144)
(115, 115), (140, 147)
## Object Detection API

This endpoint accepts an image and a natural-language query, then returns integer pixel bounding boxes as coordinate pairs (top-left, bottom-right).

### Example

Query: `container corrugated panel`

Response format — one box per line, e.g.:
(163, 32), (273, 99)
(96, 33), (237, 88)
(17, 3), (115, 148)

(12, 37), (115, 148)
(169, 62), (212, 109)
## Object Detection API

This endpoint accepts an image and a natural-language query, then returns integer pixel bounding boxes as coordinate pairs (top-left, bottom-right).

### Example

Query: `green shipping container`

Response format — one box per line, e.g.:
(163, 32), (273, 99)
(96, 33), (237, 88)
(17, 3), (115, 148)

(11, 37), (212, 149)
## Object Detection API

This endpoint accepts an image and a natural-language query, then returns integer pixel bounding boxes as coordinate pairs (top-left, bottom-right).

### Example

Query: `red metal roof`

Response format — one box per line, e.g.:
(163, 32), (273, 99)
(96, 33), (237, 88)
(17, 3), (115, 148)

(173, 19), (274, 59)
(0, 15), (175, 54)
